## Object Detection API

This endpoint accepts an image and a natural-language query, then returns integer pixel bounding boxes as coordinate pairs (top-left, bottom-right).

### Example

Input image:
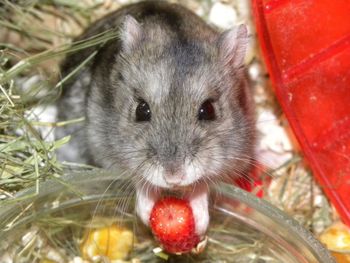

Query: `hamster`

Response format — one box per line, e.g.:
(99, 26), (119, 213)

(55, 1), (255, 237)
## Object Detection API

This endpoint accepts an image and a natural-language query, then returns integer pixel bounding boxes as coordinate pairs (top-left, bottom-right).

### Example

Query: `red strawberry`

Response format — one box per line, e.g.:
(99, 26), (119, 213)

(150, 196), (200, 254)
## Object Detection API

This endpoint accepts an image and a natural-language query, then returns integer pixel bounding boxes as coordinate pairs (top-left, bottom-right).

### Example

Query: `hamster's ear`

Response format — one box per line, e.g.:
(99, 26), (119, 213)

(217, 24), (249, 69)
(120, 15), (143, 52)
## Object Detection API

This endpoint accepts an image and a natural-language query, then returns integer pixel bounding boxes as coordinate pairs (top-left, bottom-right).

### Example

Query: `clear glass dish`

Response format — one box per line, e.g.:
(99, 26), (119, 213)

(0, 169), (335, 263)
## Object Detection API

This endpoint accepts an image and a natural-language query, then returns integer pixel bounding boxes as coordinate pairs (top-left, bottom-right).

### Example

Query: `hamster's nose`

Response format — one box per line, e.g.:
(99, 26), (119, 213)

(163, 162), (184, 186)
(171, 145), (178, 155)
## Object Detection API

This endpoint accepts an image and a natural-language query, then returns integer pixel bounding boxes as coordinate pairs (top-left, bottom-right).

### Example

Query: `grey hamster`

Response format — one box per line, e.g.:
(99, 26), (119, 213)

(55, 1), (255, 236)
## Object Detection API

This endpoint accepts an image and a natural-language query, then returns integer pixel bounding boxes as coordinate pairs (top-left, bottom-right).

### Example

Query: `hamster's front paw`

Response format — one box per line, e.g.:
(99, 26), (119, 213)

(187, 184), (209, 237)
(136, 185), (160, 226)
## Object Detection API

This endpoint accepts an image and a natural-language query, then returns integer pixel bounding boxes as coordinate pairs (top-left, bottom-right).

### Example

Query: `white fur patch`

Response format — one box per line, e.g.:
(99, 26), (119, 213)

(186, 184), (209, 236)
(183, 159), (204, 185)
(142, 164), (169, 188)
(136, 184), (160, 226)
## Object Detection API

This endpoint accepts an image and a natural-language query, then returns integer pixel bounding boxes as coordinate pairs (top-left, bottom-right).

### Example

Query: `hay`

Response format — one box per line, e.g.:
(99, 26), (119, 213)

(0, 0), (119, 200)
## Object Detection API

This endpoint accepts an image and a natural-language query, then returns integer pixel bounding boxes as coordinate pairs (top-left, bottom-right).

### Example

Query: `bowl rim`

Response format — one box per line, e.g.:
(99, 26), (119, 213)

(0, 169), (335, 262)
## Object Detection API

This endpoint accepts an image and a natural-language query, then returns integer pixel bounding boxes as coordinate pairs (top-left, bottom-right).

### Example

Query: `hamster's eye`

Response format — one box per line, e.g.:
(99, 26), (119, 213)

(198, 100), (216, 121)
(135, 100), (151, 122)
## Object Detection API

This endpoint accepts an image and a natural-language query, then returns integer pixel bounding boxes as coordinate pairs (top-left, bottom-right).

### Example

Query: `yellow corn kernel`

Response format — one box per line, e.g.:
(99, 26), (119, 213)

(81, 224), (134, 261)
(319, 221), (350, 263)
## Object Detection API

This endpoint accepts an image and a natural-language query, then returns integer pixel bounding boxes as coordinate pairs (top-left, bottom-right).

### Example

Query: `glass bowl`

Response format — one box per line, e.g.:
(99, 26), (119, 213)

(0, 169), (335, 263)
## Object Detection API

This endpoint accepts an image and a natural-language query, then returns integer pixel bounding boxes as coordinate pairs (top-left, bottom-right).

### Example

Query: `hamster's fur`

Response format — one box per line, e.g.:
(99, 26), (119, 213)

(56, 1), (255, 237)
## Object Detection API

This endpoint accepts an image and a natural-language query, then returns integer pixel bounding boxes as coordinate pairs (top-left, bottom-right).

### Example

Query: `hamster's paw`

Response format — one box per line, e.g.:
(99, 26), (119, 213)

(136, 185), (159, 226)
(188, 184), (209, 237)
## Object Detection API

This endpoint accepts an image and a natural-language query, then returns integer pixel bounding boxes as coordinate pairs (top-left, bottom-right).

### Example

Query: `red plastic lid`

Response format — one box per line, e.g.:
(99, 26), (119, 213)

(252, 0), (350, 226)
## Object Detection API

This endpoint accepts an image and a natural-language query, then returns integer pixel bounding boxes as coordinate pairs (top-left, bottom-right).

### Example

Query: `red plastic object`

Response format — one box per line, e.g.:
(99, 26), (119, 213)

(252, 0), (350, 226)
(234, 165), (269, 198)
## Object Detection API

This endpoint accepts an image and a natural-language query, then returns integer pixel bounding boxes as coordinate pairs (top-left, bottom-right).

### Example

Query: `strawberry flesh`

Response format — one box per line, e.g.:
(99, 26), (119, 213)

(150, 196), (200, 253)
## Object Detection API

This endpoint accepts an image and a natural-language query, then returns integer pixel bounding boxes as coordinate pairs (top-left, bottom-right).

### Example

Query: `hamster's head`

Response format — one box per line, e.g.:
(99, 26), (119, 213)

(87, 16), (255, 188)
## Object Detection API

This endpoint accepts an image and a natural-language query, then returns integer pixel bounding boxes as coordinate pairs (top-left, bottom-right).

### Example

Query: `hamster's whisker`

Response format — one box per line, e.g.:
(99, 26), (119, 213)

(117, 172), (136, 209)
(93, 146), (149, 161)
(139, 166), (151, 200)
(202, 155), (255, 183)
(204, 125), (255, 139)
(229, 155), (275, 178)
(105, 152), (147, 170)
(144, 162), (159, 197)
(113, 180), (134, 219)
(195, 143), (261, 167)
(89, 169), (131, 233)
(194, 155), (221, 191)
(113, 159), (150, 226)
(115, 184), (136, 226)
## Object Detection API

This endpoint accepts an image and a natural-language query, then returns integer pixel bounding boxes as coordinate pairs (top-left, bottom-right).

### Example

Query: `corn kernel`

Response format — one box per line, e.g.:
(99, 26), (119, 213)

(81, 224), (134, 261)
(319, 221), (350, 263)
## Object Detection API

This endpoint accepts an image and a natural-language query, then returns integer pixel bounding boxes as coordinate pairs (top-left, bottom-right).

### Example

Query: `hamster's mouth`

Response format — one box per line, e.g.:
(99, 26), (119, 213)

(166, 184), (194, 192)
(158, 183), (202, 199)
(162, 176), (201, 190)
(160, 177), (207, 194)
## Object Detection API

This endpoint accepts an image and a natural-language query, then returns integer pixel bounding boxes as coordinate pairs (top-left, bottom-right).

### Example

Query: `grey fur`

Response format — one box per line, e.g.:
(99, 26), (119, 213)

(56, 1), (255, 188)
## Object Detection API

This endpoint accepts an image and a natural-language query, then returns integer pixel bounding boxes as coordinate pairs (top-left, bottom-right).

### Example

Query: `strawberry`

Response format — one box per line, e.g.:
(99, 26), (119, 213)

(150, 196), (200, 254)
